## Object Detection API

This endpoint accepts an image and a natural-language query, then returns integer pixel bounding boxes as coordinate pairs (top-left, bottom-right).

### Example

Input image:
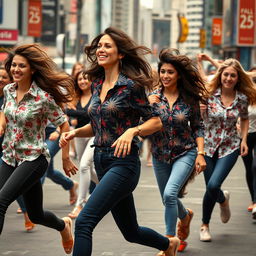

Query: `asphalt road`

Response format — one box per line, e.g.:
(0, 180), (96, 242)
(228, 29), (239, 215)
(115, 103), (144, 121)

(0, 150), (255, 256)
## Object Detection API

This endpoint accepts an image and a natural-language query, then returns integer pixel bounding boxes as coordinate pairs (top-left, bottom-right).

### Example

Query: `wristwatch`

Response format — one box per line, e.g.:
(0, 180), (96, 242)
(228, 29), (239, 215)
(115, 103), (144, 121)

(197, 151), (206, 156)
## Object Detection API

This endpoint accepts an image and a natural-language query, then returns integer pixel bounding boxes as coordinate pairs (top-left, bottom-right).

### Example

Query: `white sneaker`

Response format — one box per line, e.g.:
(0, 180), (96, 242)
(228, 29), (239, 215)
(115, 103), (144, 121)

(200, 226), (211, 242)
(252, 207), (256, 220)
(220, 190), (231, 223)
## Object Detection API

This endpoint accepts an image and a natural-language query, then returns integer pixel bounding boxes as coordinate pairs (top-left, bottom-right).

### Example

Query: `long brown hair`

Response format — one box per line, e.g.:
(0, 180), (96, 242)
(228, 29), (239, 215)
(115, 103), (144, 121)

(5, 44), (75, 106)
(84, 27), (153, 89)
(158, 48), (208, 105)
(208, 58), (256, 104)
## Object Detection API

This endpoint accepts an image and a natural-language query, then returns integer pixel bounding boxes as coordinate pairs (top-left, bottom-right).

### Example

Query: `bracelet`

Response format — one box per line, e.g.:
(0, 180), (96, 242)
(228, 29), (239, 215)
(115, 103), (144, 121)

(136, 125), (142, 136)
(55, 130), (60, 134)
(197, 151), (206, 156)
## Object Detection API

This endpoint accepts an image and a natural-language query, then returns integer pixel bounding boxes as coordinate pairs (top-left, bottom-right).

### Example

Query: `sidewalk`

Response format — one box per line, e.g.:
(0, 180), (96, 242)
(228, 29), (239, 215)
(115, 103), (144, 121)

(0, 155), (255, 256)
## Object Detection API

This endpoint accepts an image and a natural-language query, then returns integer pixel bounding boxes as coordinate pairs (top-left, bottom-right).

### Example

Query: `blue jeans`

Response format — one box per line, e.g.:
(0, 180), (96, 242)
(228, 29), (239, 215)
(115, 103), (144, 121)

(41, 128), (73, 190)
(152, 148), (197, 236)
(73, 147), (169, 256)
(202, 149), (239, 224)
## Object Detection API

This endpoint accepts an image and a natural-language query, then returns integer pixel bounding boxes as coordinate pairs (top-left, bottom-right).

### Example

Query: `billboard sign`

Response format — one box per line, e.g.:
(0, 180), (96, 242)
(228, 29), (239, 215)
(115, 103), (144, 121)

(237, 0), (256, 45)
(212, 17), (222, 45)
(27, 0), (42, 37)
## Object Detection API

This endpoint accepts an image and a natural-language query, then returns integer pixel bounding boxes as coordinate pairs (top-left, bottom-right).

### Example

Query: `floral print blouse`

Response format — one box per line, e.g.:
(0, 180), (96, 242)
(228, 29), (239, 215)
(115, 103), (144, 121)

(204, 88), (248, 158)
(1, 82), (66, 166)
(88, 73), (158, 147)
(148, 87), (204, 164)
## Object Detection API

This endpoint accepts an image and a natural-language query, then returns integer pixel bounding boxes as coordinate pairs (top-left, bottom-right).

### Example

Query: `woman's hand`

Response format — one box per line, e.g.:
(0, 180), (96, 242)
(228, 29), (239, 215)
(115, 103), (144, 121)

(148, 95), (160, 104)
(59, 130), (76, 148)
(62, 158), (78, 177)
(111, 128), (136, 158)
(240, 139), (248, 157)
(195, 154), (206, 174)
(49, 131), (60, 141)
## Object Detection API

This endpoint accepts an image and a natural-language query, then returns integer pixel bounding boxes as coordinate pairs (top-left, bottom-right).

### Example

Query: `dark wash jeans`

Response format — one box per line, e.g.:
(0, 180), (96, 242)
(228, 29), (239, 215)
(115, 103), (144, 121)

(202, 149), (239, 224)
(242, 132), (256, 203)
(73, 147), (169, 256)
(0, 155), (65, 234)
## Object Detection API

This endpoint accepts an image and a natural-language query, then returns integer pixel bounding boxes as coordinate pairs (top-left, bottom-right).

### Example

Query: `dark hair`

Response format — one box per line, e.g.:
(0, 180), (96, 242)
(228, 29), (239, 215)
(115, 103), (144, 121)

(74, 69), (88, 98)
(158, 48), (208, 105)
(5, 44), (75, 106)
(84, 27), (153, 88)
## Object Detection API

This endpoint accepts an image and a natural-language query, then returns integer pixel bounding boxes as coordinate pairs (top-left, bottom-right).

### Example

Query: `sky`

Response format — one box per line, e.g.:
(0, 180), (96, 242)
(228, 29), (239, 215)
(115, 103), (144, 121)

(140, 0), (153, 8)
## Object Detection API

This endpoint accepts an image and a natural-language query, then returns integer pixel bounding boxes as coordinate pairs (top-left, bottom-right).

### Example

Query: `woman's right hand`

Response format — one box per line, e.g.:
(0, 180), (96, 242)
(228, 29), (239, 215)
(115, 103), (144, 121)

(59, 130), (76, 148)
(148, 95), (160, 104)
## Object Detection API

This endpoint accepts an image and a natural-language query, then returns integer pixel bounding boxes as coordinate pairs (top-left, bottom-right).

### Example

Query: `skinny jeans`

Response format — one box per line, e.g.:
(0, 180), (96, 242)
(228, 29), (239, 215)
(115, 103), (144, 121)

(73, 147), (169, 256)
(152, 148), (197, 235)
(0, 155), (65, 234)
(242, 132), (256, 203)
(202, 149), (239, 224)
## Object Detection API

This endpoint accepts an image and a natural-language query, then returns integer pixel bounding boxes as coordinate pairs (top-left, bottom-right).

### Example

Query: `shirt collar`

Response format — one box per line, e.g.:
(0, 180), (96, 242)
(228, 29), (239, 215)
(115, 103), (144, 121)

(9, 81), (38, 98)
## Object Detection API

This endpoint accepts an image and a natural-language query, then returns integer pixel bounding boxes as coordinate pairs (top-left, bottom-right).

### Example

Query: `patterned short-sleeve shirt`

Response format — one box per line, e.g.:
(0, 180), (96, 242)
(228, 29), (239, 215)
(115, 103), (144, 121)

(148, 87), (204, 163)
(88, 73), (158, 147)
(204, 88), (248, 158)
(2, 82), (66, 166)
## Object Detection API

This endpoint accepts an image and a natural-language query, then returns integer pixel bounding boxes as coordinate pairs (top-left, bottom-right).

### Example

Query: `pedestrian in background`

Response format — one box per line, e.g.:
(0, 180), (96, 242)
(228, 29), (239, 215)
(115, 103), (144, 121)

(148, 48), (207, 254)
(240, 66), (256, 218)
(200, 58), (256, 242)
(0, 44), (78, 254)
(60, 27), (180, 256)
(66, 70), (98, 219)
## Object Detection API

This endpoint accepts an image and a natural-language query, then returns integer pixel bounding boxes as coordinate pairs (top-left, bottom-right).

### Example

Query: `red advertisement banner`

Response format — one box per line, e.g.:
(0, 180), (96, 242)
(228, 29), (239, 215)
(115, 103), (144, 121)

(237, 0), (256, 45)
(27, 0), (42, 37)
(212, 17), (222, 45)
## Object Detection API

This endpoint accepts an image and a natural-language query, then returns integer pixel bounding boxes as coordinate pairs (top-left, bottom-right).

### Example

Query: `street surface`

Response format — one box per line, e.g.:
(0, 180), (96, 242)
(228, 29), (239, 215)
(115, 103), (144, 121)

(0, 149), (255, 256)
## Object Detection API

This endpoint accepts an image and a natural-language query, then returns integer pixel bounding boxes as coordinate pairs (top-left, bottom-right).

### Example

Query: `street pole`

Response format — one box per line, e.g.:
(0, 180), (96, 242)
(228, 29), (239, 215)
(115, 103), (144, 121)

(75, 0), (82, 62)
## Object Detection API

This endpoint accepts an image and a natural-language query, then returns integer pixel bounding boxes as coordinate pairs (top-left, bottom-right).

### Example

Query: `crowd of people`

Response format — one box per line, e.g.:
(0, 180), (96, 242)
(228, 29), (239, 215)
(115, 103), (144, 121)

(0, 26), (256, 256)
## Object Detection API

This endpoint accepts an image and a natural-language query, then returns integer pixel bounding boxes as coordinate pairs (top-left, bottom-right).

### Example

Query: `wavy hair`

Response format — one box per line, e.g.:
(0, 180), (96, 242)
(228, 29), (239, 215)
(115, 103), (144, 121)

(208, 58), (256, 104)
(158, 48), (208, 105)
(4, 44), (75, 107)
(84, 27), (153, 88)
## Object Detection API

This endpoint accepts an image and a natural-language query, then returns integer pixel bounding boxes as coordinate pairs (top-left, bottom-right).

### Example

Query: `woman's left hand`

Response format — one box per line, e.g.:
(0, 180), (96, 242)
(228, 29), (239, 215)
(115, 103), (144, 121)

(63, 158), (78, 177)
(49, 131), (60, 141)
(240, 140), (248, 157)
(111, 128), (135, 158)
(195, 154), (206, 174)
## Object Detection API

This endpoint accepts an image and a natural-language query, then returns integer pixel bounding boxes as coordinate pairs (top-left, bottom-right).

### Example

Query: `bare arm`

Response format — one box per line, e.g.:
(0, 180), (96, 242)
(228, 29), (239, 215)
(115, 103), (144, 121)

(195, 137), (206, 174)
(0, 112), (6, 136)
(240, 118), (249, 156)
(59, 121), (78, 177)
(59, 123), (94, 148)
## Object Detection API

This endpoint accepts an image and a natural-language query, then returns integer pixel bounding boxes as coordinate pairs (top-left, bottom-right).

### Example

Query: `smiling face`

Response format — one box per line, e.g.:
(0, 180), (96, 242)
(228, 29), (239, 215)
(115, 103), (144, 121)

(96, 34), (122, 69)
(159, 63), (179, 89)
(77, 72), (91, 92)
(221, 66), (238, 91)
(0, 68), (11, 90)
(10, 55), (33, 85)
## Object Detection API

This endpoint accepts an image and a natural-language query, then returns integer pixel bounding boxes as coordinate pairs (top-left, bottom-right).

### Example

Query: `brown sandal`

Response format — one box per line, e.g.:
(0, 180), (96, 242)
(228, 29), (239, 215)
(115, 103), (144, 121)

(177, 208), (194, 240)
(61, 217), (74, 254)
